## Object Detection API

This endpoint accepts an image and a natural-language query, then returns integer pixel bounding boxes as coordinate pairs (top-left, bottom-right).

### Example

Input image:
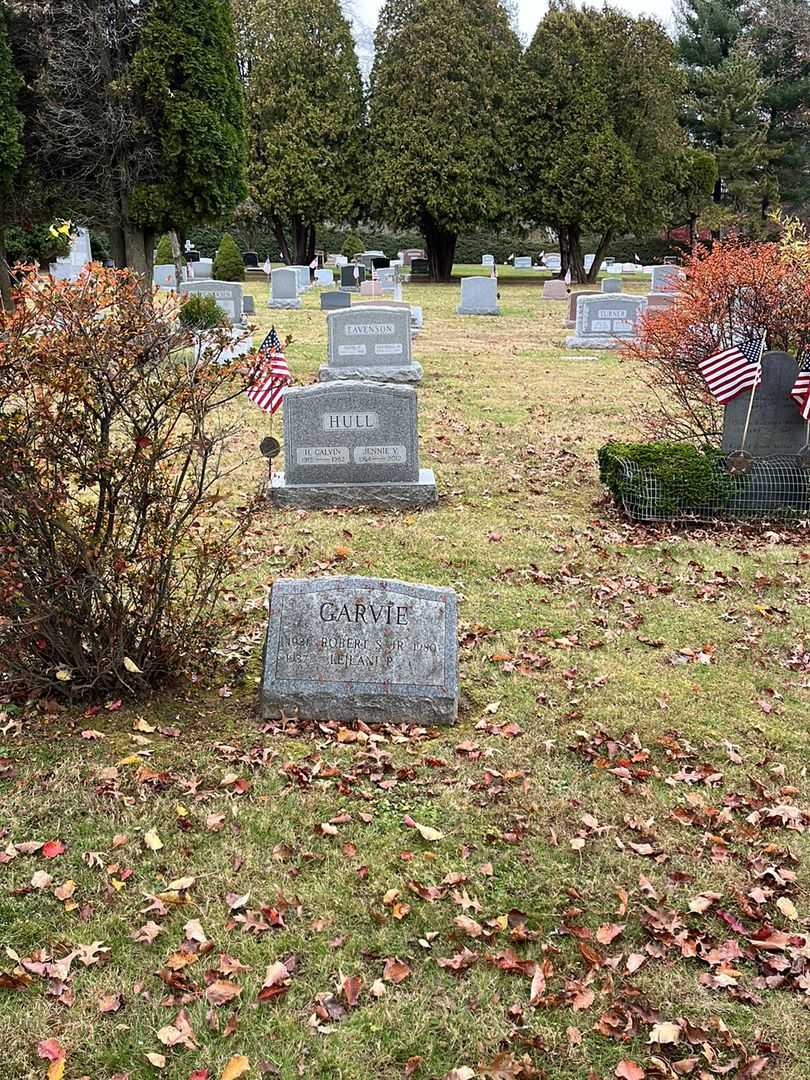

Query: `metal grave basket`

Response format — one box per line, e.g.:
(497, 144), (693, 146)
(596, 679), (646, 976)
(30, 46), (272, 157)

(615, 454), (810, 524)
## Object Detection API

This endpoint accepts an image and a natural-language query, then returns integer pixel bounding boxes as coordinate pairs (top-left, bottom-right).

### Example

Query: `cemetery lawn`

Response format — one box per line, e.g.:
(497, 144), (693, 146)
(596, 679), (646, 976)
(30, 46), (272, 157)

(3, 277), (810, 1080)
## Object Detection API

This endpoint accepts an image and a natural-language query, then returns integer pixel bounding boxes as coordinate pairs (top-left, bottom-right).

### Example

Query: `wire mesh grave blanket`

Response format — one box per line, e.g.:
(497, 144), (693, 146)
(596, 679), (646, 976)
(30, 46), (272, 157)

(615, 455), (810, 523)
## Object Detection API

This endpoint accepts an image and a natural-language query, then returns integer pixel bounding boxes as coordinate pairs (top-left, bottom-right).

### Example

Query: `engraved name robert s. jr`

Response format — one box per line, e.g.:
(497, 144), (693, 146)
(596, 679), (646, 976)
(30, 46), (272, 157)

(279, 599), (439, 671)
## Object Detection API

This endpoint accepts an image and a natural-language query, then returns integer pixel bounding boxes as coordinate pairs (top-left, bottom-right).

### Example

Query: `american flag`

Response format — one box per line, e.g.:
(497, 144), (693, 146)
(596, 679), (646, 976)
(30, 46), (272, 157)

(246, 326), (292, 415)
(698, 335), (764, 405)
(790, 356), (810, 420)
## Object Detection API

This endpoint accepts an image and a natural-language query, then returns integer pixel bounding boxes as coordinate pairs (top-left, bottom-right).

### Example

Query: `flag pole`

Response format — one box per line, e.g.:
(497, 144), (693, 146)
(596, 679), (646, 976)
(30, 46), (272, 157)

(737, 335), (766, 456)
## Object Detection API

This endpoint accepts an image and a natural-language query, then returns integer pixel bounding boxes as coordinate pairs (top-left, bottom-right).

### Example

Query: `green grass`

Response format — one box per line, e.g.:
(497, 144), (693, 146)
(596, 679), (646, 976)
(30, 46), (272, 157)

(1, 278), (809, 1080)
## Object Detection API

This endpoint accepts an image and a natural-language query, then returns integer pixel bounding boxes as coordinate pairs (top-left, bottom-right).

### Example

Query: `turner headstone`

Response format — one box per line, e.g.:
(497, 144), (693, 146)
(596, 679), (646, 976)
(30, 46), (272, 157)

(565, 294), (646, 349)
(260, 576), (458, 725)
(270, 381), (436, 508)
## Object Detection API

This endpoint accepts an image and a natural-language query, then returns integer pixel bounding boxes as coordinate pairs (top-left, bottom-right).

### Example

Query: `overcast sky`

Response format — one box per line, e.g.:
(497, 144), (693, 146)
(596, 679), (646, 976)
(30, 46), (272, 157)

(354, 0), (676, 40)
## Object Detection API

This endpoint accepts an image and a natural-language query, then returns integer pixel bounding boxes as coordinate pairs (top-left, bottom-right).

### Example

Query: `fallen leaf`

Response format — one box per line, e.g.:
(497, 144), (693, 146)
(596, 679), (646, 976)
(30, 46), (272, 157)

(403, 815), (444, 842)
(205, 980), (242, 1007)
(383, 957), (411, 984)
(42, 840), (65, 859)
(649, 1021), (681, 1045)
(37, 1040), (65, 1062)
(776, 896), (799, 921)
(220, 1055), (250, 1080)
(616, 1061), (645, 1080)
(143, 829), (163, 852)
(145, 1052), (166, 1068)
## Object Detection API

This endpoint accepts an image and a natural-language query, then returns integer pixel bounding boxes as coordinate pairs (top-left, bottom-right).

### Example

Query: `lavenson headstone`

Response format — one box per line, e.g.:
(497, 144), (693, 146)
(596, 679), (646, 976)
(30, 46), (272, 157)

(319, 306), (422, 384)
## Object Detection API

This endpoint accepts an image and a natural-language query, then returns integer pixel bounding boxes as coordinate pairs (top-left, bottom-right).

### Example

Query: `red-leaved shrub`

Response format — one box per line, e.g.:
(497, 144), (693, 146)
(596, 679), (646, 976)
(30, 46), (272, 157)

(0, 267), (259, 700)
(623, 234), (810, 444)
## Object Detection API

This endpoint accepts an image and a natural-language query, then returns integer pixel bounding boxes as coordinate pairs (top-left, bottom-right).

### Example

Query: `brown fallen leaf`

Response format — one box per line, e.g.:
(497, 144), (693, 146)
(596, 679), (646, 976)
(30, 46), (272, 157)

(98, 991), (123, 1014)
(402, 815), (444, 842)
(383, 957), (411, 984)
(220, 1055), (250, 1080)
(615, 1061), (645, 1080)
(649, 1021), (681, 1045)
(205, 980), (242, 1007)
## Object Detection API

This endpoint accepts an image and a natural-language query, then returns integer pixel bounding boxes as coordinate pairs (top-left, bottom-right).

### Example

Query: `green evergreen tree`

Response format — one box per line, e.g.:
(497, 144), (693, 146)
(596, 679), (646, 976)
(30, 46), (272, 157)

(677, 0), (777, 230)
(239, 0), (365, 266)
(752, 0), (810, 214)
(521, 6), (686, 282)
(0, 1), (24, 311)
(368, 0), (522, 281)
(213, 233), (244, 280)
(154, 233), (176, 265)
(128, 0), (247, 256)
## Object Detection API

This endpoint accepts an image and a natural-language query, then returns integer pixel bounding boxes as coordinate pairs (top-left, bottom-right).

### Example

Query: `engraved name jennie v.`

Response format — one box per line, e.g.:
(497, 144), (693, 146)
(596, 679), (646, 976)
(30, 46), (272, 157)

(319, 600), (409, 625)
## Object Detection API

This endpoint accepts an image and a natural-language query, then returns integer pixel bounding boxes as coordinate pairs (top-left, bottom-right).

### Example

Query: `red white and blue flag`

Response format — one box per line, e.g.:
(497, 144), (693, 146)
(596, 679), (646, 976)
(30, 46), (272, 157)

(698, 335), (764, 405)
(246, 326), (292, 415)
(790, 356), (810, 420)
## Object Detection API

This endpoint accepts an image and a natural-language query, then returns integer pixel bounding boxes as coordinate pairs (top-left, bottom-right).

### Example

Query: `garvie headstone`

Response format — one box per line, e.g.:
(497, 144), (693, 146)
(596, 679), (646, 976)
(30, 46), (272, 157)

(565, 294), (647, 349)
(268, 267), (302, 309)
(457, 276), (500, 316)
(723, 352), (809, 457)
(315, 268), (334, 287)
(242, 251), (259, 269)
(179, 279), (243, 324)
(270, 381), (436, 509)
(320, 290), (351, 311)
(259, 576), (458, 725)
(543, 280), (568, 300)
(320, 306), (422, 384)
(565, 290), (599, 328)
(514, 256), (532, 270)
(651, 265), (684, 293)
(601, 277), (622, 293)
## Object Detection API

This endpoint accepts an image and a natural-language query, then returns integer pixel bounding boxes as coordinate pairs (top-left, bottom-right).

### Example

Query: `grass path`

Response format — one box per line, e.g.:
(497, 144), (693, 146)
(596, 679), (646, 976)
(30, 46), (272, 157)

(1, 277), (809, 1080)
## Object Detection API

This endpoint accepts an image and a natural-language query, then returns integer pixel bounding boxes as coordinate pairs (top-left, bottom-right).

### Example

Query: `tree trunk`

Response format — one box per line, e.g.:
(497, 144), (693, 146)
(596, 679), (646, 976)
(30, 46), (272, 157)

(123, 225), (155, 285)
(566, 224), (586, 283)
(305, 223), (316, 266)
(557, 225), (569, 280)
(293, 217), (308, 265)
(169, 230), (184, 289)
(422, 217), (456, 282)
(272, 217), (291, 265)
(585, 229), (613, 284)
(0, 230), (14, 314)
(109, 226), (127, 269)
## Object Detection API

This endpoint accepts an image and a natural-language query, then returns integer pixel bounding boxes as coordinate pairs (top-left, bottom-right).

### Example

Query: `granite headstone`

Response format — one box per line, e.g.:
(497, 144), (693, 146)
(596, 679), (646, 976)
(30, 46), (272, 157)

(268, 267), (302, 309)
(270, 382), (436, 508)
(457, 276), (500, 316)
(543, 280), (568, 300)
(565, 294), (647, 349)
(242, 251), (259, 269)
(178, 279), (243, 324)
(601, 277), (622, 293)
(260, 576), (458, 725)
(320, 306), (422, 384)
(315, 268), (334, 287)
(564, 290), (599, 328)
(320, 290), (352, 311)
(723, 352), (809, 457)
(651, 265), (684, 293)
(514, 256), (532, 270)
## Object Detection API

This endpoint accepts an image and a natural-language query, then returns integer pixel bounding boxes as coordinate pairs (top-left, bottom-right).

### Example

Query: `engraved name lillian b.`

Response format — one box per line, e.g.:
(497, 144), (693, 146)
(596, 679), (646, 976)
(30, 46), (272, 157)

(319, 600), (408, 625)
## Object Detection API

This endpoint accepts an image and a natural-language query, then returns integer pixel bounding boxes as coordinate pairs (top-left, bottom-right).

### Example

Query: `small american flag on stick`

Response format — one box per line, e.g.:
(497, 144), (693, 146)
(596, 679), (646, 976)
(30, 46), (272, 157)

(698, 335), (764, 405)
(246, 326), (292, 415)
(790, 356), (810, 420)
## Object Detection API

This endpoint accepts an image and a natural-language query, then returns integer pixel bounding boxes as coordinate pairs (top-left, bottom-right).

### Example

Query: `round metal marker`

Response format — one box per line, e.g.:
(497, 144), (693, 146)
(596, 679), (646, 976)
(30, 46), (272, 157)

(260, 435), (281, 460)
(725, 451), (753, 476)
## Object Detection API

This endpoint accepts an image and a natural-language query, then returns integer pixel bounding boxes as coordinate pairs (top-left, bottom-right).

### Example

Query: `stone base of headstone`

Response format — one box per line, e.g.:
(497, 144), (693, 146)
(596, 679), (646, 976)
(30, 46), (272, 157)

(318, 362), (423, 385)
(340, 286), (360, 294)
(456, 305), (501, 316)
(268, 298), (302, 309)
(564, 335), (620, 350)
(269, 467), (437, 510)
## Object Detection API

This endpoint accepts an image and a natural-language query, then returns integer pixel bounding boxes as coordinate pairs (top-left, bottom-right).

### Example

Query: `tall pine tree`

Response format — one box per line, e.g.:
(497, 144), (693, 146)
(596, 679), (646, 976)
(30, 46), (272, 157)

(368, 0), (521, 281)
(677, 0), (777, 230)
(240, 0), (365, 265)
